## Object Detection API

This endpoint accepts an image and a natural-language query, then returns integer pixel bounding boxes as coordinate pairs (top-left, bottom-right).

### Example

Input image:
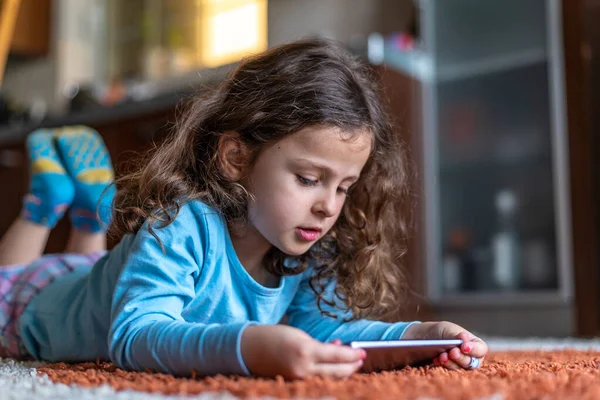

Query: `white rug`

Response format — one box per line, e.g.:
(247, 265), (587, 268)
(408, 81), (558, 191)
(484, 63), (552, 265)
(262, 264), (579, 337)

(2, 337), (600, 400)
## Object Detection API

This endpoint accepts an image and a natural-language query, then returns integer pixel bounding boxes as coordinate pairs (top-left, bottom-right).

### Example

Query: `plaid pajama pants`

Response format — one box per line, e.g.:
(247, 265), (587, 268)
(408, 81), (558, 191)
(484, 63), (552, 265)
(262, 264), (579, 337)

(0, 251), (106, 359)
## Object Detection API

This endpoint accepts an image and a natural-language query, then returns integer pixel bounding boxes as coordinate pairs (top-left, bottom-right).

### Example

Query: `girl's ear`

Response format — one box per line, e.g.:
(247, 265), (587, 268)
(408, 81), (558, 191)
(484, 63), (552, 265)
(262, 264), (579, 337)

(217, 131), (250, 181)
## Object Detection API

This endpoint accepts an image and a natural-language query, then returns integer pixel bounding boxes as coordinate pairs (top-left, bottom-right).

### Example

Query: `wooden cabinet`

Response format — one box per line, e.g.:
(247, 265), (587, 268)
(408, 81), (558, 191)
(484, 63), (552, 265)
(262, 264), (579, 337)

(565, 0), (600, 337)
(375, 64), (432, 322)
(7, 0), (51, 56)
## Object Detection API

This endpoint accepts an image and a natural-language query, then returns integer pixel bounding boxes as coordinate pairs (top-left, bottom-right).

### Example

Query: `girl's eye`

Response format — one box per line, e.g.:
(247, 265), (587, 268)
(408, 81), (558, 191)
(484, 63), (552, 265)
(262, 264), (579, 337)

(338, 187), (349, 195)
(297, 175), (318, 186)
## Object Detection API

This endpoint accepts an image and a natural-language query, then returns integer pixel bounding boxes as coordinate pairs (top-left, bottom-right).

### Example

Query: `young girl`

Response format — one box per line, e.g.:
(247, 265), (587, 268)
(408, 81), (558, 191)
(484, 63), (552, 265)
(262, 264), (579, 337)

(0, 39), (487, 379)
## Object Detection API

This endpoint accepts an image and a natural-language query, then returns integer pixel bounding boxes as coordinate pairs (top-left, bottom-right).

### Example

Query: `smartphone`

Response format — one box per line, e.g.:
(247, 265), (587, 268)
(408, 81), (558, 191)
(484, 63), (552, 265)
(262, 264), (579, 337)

(350, 339), (463, 372)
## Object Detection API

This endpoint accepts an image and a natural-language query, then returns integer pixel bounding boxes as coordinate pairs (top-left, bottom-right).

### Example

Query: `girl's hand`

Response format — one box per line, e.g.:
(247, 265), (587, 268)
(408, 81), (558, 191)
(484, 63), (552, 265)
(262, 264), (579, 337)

(241, 324), (365, 379)
(402, 321), (488, 371)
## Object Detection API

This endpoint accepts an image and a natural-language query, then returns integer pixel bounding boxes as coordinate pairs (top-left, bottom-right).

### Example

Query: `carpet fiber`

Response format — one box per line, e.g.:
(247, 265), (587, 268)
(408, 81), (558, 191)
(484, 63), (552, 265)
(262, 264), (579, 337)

(35, 349), (600, 399)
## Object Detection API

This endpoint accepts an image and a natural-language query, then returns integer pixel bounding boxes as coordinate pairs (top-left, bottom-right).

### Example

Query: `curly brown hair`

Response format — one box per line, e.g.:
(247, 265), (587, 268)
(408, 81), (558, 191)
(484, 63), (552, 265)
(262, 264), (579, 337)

(110, 39), (414, 322)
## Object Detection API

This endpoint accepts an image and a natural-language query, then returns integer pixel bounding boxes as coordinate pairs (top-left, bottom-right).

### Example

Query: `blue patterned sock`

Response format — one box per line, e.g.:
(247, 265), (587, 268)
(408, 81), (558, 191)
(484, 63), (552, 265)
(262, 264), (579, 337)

(55, 126), (116, 233)
(21, 129), (75, 228)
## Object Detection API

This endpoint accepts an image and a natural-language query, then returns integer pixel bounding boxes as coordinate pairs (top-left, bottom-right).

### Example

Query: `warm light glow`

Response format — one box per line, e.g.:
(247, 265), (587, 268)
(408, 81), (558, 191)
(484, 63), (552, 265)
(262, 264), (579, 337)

(196, 0), (267, 68)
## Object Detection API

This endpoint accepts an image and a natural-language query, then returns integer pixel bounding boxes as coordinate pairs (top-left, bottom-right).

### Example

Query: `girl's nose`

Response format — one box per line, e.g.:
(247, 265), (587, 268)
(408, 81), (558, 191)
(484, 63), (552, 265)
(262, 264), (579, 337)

(312, 188), (338, 218)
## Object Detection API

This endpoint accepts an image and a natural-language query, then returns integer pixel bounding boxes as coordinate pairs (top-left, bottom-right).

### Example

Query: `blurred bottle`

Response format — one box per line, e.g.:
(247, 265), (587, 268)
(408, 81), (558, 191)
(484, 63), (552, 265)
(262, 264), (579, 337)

(491, 190), (521, 290)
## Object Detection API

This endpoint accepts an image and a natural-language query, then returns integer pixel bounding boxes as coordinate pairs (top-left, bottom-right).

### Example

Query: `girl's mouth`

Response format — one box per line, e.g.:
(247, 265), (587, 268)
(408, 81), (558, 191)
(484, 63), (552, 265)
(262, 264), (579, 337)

(296, 227), (321, 241)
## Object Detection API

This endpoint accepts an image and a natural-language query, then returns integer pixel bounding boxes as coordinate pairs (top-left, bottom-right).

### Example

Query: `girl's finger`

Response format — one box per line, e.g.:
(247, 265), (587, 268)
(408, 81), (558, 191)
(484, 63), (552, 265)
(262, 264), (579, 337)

(439, 351), (462, 370)
(460, 337), (488, 359)
(448, 347), (472, 368)
(330, 339), (342, 346)
(438, 351), (449, 363)
(314, 343), (365, 363)
(312, 360), (363, 379)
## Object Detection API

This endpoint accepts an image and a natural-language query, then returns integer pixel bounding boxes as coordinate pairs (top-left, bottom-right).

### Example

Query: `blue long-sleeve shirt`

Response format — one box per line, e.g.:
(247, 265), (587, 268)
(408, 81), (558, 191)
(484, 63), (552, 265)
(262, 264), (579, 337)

(18, 200), (417, 376)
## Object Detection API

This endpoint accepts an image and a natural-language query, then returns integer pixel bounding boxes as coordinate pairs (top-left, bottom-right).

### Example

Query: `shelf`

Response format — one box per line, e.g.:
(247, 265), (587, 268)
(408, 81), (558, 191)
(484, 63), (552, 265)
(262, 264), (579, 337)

(384, 46), (547, 83)
(431, 289), (569, 308)
(437, 48), (547, 82)
(439, 149), (552, 171)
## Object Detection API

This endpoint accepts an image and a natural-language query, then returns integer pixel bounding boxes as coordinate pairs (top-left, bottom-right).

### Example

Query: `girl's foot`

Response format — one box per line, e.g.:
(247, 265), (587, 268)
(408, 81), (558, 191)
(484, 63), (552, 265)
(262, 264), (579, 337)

(55, 126), (116, 233)
(21, 129), (75, 228)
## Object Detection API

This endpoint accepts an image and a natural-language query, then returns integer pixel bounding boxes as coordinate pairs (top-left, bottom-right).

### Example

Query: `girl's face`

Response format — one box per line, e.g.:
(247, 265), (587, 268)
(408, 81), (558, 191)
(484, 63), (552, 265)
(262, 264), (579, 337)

(244, 126), (372, 256)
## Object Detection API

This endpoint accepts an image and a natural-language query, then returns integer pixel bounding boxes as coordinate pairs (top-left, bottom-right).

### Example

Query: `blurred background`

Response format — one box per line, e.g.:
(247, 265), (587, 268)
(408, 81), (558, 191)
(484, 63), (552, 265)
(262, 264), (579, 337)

(0, 0), (597, 339)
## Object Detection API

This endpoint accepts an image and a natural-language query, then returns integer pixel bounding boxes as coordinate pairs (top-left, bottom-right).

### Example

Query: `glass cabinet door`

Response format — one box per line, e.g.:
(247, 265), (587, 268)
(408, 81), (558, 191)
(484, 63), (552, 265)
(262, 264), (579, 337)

(437, 64), (557, 294)
(381, 0), (574, 303)
(419, 0), (572, 302)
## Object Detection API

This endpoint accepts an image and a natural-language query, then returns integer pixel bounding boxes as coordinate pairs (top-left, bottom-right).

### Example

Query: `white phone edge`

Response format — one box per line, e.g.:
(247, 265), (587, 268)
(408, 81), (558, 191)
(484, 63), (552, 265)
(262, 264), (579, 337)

(349, 339), (463, 349)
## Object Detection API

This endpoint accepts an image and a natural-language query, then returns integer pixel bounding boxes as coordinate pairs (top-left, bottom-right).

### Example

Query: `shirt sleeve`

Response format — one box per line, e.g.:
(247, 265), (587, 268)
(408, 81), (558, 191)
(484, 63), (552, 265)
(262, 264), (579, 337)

(286, 270), (420, 343)
(108, 212), (254, 377)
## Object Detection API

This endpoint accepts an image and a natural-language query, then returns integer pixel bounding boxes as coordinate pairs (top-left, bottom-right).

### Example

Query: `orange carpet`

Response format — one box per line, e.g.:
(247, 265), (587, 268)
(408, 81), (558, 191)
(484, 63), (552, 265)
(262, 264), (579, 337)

(37, 350), (600, 399)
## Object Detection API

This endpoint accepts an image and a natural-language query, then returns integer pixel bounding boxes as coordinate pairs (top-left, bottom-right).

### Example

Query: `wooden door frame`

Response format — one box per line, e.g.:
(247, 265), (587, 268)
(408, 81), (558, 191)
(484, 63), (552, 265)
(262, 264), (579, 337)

(562, 0), (600, 336)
